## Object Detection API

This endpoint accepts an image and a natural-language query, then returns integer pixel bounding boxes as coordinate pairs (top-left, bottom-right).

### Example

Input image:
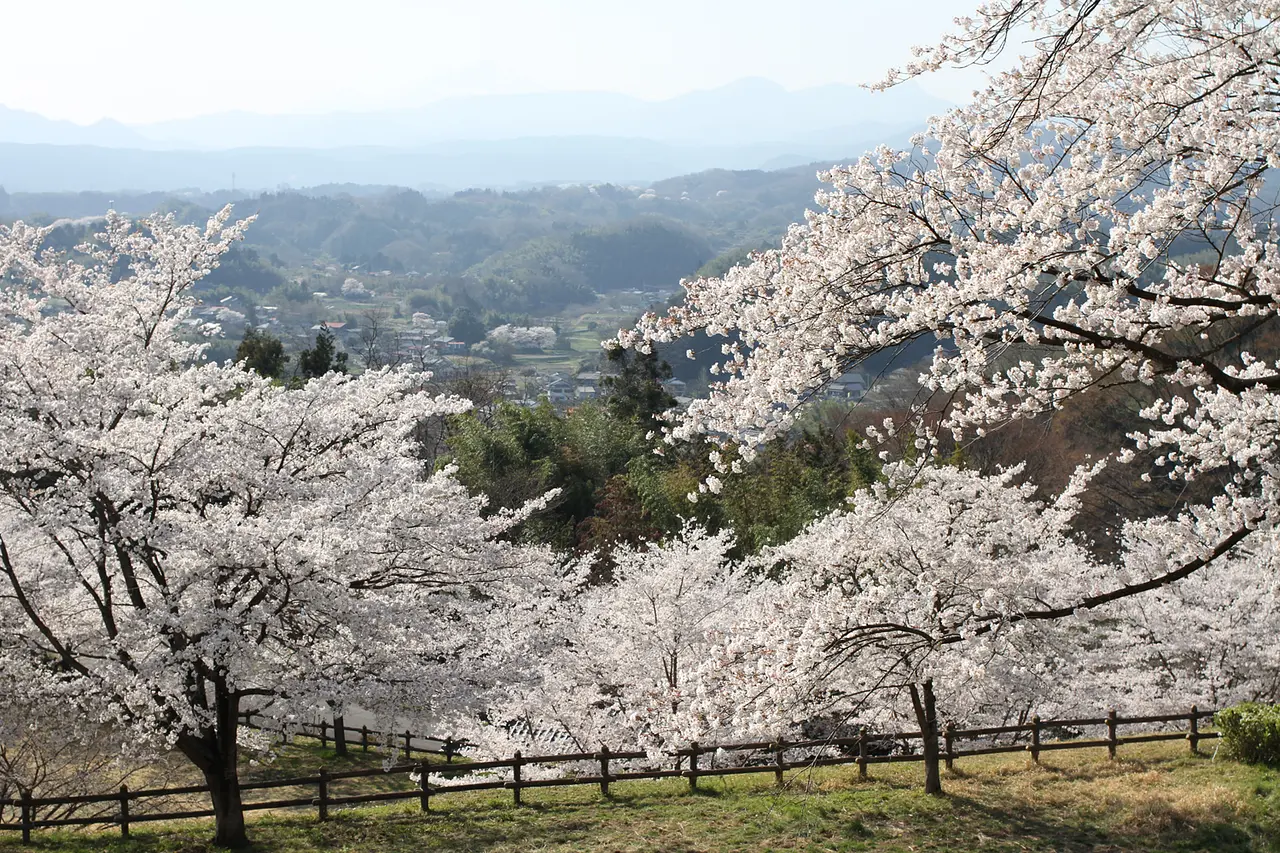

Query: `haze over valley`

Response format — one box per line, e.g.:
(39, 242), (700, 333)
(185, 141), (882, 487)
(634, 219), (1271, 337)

(0, 79), (946, 191)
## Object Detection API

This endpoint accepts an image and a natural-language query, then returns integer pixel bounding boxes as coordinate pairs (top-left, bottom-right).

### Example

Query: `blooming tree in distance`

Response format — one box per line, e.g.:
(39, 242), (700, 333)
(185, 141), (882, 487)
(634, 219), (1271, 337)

(487, 324), (557, 352)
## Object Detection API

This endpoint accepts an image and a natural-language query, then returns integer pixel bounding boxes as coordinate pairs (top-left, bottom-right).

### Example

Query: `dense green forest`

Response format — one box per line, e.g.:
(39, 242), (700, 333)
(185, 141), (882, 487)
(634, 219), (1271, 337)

(434, 353), (882, 572)
(428, 340), (1225, 573)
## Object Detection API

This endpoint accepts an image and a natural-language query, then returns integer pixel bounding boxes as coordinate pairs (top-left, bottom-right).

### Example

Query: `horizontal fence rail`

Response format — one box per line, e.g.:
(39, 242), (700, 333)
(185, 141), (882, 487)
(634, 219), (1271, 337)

(236, 711), (467, 762)
(0, 705), (1221, 842)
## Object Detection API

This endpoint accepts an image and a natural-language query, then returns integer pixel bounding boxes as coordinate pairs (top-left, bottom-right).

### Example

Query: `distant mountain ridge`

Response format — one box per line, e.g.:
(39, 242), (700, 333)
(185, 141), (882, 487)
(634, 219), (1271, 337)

(0, 105), (152, 148)
(128, 79), (949, 150)
(0, 80), (945, 193)
(0, 79), (948, 151)
(0, 130), (917, 194)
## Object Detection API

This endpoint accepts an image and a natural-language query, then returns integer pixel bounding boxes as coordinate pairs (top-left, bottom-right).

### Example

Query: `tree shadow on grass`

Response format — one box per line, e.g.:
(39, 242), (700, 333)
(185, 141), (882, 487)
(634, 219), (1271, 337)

(932, 792), (1263, 853)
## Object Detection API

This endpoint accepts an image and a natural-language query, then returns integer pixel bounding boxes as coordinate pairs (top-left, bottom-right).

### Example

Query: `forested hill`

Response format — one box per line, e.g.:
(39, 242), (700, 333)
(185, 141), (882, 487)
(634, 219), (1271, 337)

(0, 158), (840, 313)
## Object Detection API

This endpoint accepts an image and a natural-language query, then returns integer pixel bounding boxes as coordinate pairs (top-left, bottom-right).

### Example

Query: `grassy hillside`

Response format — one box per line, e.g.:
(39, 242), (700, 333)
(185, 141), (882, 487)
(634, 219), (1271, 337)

(9, 742), (1278, 852)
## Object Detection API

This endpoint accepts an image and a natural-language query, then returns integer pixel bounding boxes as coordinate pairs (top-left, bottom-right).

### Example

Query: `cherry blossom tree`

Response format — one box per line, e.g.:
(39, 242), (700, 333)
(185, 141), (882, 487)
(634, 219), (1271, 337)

(487, 324), (557, 352)
(673, 461), (1278, 796)
(341, 276), (369, 298)
(621, 0), (1280, 631)
(0, 209), (560, 847)
(1099, 516), (1280, 708)
(0, 667), (170, 827)
(678, 464), (1099, 757)
(466, 524), (749, 760)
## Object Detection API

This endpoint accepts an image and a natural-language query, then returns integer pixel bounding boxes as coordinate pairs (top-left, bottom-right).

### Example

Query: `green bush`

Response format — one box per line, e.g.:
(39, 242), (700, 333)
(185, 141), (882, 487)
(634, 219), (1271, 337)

(1216, 703), (1280, 765)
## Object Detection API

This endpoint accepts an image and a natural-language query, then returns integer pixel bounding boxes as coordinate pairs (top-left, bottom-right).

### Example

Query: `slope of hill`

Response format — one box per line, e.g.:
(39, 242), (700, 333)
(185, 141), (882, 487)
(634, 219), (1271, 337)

(2, 157), (847, 315)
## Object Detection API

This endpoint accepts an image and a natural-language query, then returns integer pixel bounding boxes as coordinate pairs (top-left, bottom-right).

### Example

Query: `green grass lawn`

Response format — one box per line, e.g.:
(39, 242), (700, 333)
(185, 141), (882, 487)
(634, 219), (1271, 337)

(7, 742), (1279, 852)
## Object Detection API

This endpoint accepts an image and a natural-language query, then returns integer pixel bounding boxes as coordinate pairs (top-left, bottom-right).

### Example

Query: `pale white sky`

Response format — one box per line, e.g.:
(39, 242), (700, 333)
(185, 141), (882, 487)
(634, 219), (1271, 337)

(3, 0), (991, 125)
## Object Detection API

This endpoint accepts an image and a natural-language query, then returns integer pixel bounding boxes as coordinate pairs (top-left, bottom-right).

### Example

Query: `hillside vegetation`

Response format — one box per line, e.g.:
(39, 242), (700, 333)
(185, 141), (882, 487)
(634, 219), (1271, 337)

(0, 160), (835, 313)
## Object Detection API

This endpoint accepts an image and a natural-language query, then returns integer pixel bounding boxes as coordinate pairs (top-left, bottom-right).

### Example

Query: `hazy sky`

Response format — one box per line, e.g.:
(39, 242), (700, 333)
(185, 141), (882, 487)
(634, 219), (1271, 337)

(5, 0), (993, 125)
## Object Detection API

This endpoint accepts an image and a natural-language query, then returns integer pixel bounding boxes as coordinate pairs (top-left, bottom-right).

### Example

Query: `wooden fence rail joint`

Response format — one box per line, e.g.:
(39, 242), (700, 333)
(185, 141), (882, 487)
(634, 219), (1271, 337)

(1107, 709), (1118, 760)
(415, 763), (429, 813)
(598, 745), (612, 797)
(315, 765), (329, 822)
(511, 750), (524, 806)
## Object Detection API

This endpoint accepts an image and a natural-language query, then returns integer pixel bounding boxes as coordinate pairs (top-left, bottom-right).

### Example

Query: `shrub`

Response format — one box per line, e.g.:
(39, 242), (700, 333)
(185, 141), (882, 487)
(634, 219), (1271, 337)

(1216, 703), (1280, 765)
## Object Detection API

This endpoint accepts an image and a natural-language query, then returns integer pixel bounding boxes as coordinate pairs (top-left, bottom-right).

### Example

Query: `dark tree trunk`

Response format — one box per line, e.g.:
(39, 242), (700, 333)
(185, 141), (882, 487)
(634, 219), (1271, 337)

(203, 764), (248, 848)
(332, 713), (348, 757)
(178, 688), (249, 848)
(909, 680), (943, 796)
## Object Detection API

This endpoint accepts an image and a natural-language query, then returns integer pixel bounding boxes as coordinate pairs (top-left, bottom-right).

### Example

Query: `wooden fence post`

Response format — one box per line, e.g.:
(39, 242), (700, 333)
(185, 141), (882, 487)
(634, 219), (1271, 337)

(1189, 705), (1200, 754)
(316, 765), (329, 822)
(320, 720), (328, 749)
(688, 742), (700, 791)
(857, 729), (868, 780)
(773, 738), (786, 787)
(1106, 709), (1118, 760)
(443, 737), (456, 763)
(20, 790), (31, 844)
(361, 725), (369, 753)
(944, 722), (956, 771)
(415, 763), (429, 812)
(119, 784), (130, 838)
(512, 750), (523, 806)
(333, 714), (348, 757)
(1030, 715), (1041, 764)
(404, 730), (413, 759)
(598, 745), (611, 797)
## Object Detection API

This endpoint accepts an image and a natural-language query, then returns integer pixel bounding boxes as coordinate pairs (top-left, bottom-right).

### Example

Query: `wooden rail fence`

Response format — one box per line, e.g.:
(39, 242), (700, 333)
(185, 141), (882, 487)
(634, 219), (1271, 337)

(236, 711), (466, 762)
(0, 705), (1220, 842)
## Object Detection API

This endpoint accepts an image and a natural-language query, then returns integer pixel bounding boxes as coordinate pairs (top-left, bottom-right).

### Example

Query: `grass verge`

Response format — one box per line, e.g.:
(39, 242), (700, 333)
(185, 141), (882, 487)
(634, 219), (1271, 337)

(6, 742), (1278, 852)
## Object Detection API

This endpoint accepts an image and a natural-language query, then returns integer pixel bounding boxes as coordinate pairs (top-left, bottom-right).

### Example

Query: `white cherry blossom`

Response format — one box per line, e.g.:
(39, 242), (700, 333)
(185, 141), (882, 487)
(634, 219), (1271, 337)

(0, 209), (562, 847)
